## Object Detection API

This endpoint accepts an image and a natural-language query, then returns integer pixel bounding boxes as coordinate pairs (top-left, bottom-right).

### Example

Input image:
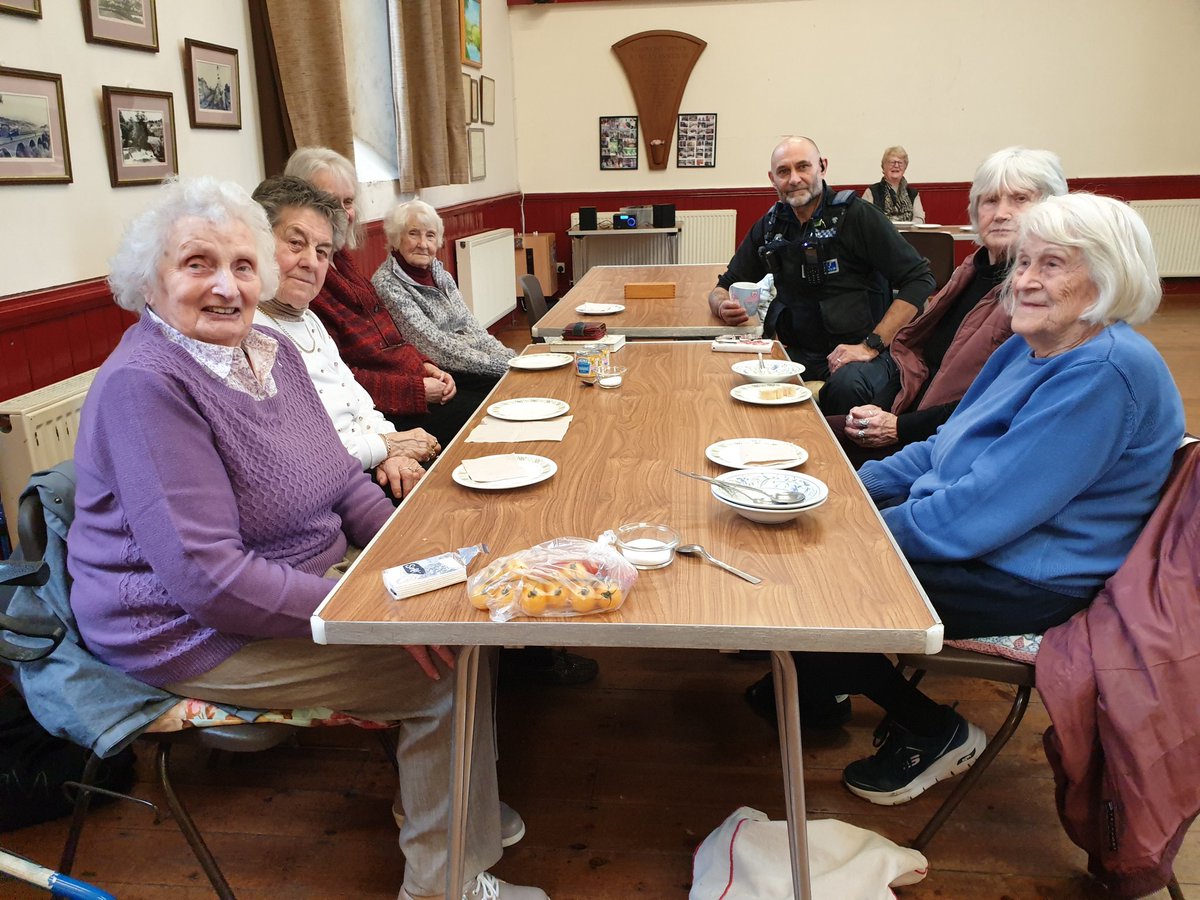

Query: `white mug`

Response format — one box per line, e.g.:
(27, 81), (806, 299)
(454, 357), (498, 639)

(728, 282), (761, 316)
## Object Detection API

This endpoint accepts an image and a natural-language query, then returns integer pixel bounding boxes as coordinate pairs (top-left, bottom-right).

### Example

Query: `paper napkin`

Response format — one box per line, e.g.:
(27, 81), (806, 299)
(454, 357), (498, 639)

(465, 415), (573, 443)
(461, 455), (534, 482)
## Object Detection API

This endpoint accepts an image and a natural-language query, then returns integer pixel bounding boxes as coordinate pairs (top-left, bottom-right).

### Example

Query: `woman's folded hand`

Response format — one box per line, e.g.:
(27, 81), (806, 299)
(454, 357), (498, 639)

(376, 456), (425, 498)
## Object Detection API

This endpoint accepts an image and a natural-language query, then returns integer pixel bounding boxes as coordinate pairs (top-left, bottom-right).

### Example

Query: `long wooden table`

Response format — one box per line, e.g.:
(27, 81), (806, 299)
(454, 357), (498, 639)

(531, 263), (760, 339)
(895, 223), (978, 242)
(312, 341), (941, 899)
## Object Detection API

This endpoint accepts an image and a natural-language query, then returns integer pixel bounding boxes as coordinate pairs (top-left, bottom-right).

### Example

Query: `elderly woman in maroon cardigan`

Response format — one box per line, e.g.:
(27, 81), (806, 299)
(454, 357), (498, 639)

(283, 147), (484, 448)
(835, 147), (1068, 458)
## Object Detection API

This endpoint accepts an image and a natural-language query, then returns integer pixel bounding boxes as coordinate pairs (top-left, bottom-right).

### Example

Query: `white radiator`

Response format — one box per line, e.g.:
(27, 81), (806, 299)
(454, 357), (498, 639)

(455, 228), (518, 328)
(566, 211), (734, 282)
(569, 209), (737, 267)
(1129, 200), (1200, 277)
(0, 369), (96, 548)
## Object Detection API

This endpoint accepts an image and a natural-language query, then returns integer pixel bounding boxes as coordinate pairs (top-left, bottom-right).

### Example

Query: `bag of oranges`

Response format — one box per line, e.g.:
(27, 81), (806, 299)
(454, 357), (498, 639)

(467, 536), (637, 622)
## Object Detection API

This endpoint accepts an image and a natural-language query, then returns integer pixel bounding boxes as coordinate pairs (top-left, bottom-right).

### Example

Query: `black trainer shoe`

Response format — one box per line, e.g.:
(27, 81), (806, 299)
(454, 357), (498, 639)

(843, 708), (986, 806)
(744, 671), (852, 730)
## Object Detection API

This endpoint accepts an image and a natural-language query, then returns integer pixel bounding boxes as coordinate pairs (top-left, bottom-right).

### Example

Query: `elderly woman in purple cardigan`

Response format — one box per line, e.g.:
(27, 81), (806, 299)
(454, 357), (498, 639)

(68, 177), (547, 900)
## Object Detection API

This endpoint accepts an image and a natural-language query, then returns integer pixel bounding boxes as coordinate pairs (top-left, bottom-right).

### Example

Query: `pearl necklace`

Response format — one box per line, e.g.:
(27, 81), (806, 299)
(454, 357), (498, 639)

(259, 307), (318, 354)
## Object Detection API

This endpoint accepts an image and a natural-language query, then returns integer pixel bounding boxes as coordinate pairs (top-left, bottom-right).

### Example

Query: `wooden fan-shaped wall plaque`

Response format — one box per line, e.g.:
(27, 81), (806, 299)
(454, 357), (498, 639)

(612, 30), (706, 170)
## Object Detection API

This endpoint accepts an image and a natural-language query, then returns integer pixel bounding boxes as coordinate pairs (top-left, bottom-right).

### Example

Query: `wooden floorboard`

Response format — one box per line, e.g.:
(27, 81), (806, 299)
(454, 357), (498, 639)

(3, 296), (1196, 898)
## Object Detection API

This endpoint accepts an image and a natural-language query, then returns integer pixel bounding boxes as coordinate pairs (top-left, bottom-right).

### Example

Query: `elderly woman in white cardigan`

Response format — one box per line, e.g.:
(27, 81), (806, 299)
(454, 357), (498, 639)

(250, 176), (440, 500)
(372, 200), (515, 392)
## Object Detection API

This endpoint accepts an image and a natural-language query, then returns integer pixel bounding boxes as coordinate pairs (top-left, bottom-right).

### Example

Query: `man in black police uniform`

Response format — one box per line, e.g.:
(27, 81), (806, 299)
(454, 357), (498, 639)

(709, 136), (936, 415)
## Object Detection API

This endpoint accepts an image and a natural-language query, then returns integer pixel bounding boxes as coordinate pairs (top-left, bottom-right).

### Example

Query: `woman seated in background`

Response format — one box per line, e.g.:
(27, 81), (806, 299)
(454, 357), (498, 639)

(68, 176), (546, 900)
(840, 147), (1068, 458)
(250, 175), (437, 500)
(283, 147), (474, 448)
(767, 193), (1184, 806)
(372, 199), (516, 387)
(863, 145), (925, 224)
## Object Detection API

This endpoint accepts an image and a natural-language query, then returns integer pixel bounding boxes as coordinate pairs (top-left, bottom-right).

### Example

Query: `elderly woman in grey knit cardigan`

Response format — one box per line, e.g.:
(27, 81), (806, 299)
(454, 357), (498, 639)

(372, 200), (515, 395)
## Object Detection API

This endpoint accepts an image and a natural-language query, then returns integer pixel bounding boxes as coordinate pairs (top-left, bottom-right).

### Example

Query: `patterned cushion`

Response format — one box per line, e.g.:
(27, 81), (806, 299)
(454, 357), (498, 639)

(143, 698), (393, 733)
(944, 633), (1041, 665)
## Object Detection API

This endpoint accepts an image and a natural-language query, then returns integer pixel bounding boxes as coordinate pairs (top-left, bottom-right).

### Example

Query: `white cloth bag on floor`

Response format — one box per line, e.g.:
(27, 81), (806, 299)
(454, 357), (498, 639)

(690, 807), (929, 899)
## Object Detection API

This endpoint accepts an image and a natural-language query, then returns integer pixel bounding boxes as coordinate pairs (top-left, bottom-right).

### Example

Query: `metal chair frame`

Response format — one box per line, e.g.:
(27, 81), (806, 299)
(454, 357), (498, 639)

(9, 467), (398, 900)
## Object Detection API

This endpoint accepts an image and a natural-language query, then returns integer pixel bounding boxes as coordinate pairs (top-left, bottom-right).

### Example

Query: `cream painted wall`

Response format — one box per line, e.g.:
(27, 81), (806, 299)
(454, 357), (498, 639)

(0, 2), (262, 296)
(510, 0), (1200, 193)
(358, 0), (521, 225)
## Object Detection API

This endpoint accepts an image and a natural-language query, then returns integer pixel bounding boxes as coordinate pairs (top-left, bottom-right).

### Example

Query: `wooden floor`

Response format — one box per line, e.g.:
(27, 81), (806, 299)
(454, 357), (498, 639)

(4, 295), (1197, 899)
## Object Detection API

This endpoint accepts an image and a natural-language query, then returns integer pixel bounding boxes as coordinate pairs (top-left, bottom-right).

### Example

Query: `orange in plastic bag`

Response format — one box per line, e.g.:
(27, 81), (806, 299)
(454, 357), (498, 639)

(466, 536), (637, 622)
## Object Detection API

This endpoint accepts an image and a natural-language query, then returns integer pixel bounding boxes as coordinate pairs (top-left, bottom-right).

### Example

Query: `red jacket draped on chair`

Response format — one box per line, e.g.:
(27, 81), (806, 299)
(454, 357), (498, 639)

(1036, 438), (1200, 898)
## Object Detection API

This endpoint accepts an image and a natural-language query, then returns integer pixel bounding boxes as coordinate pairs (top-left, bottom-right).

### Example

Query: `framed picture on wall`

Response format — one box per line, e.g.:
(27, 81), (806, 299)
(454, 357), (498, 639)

(676, 113), (717, 168)
(82, 0), (158, 52)
(599, 116), (638, 171)
(470, 77), (480, 123)
(480, 76), (495, 125)
(0, 66), (71, 184)
(183, 39), (241, 129)
(0, 0), (42, 19)
(461, 72), (472, 126)
(468, 127), (485, 181)
(459, 0), (482, 68)
(101, 85), (177, 187)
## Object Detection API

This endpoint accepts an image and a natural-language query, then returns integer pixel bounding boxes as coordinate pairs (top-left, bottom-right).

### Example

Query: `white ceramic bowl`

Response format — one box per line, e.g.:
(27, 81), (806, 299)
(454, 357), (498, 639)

(713, 489), (828, 523)
(731, 359), (806, 384)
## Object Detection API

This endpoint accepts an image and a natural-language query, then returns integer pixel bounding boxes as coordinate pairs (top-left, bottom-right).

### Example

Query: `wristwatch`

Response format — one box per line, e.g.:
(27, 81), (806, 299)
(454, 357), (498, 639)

(863, 332), (885, 352)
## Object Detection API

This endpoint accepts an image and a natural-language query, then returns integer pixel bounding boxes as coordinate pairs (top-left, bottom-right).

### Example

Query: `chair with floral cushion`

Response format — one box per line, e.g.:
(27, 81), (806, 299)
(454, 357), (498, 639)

(895, 437), (1198, 900)
(6, 462), (394, 900)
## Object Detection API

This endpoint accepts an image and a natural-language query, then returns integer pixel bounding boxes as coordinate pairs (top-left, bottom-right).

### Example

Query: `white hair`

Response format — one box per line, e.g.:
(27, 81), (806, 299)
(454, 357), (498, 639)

(1005, 193), (1161, 326)
(284, 146), (363, 250)
(382, 199), (444, 250)
(108, 177), (279, 313)
(967, 147), (1068, 232)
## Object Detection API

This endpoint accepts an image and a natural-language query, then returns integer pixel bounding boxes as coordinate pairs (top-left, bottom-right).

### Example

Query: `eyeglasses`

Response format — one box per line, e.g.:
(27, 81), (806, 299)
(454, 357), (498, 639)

(886, 159), (907, 167)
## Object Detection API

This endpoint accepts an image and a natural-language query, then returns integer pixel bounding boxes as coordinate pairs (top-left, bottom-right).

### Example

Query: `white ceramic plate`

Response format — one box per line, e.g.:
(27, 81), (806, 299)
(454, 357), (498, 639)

(706, 438), (808, 470)
(711, 469), (829, 510)
(486, 397), (570, 421)
(730, 359), (807, 383)
(508, 353), (574, 371)
(914, 223), (942, 229)
(575, 303), (625, 315)
(452, 454), (558, 491)
(958, 225), (975, 232)
(729, 383), (813, 406)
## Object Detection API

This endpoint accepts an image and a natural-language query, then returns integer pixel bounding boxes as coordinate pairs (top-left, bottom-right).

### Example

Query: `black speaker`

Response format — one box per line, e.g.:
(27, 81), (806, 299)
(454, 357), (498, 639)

(578, 207), (597, 231)
(653, 203), (676, 228)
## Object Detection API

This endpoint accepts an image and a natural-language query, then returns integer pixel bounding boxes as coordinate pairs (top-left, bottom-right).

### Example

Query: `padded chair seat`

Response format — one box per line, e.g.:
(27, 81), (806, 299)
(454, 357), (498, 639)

(143, 697), (393, 734)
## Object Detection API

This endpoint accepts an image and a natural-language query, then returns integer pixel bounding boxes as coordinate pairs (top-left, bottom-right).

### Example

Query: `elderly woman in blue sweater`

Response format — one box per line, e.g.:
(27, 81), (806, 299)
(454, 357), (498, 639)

(69, 177), (547, 900)
(787, 194), (1184, 807)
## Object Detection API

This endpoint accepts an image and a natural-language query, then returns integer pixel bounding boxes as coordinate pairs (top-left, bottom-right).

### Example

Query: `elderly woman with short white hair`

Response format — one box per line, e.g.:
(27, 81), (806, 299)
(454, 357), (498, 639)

(372, 199), (516, 385)
(778, 193), (1184, 809)
(69, 176), (547, 900)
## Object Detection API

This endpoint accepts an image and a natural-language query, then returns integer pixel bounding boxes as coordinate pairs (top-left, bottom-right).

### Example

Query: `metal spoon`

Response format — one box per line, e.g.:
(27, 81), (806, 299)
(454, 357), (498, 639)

(676, 544), (762, 584)
(673, 468), (807, 505)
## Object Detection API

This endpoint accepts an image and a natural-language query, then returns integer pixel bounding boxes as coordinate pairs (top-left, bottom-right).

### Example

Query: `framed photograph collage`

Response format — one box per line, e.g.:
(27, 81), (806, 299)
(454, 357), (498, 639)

(2, 0), (244, 190)
(676, 113), (717, 168)
(599, 116), (639, 170)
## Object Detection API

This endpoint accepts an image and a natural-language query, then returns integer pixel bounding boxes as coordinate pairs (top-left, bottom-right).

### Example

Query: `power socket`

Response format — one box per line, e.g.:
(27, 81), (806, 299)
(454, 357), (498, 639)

(555, 262), (566, 274)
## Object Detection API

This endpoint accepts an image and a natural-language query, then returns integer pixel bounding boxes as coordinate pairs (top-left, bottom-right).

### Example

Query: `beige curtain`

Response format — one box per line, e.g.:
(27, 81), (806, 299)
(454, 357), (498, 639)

(388, 0), (469, 190)
(253, 1), (355, 173)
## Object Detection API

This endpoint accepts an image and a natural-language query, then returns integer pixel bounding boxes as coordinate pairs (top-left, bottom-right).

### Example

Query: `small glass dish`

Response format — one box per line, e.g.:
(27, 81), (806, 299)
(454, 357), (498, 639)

(615, 522), (679, 569)
(596, 365), (628, 389)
